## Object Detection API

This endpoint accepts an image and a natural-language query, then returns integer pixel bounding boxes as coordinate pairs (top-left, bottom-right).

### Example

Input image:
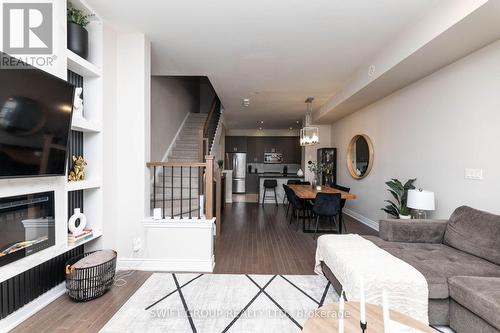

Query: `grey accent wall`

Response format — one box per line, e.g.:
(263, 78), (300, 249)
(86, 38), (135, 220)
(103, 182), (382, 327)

(330, 40), (500, 224)
(151, 76), (200, 161)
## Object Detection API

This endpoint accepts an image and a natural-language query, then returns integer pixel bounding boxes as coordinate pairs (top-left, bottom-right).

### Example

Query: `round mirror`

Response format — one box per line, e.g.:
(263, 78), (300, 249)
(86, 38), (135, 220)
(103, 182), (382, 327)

(347, 134), (373, 179)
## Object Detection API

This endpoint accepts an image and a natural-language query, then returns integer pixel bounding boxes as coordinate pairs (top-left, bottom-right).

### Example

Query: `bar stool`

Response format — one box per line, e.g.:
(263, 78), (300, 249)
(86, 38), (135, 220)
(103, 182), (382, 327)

(262, 179), (278, 206)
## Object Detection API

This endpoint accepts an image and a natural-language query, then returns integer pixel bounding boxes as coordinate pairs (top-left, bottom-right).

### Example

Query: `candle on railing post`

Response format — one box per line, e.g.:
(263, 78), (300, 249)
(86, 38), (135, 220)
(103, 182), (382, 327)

(382, 290), (391, 333)
(338, 291), (345, 333)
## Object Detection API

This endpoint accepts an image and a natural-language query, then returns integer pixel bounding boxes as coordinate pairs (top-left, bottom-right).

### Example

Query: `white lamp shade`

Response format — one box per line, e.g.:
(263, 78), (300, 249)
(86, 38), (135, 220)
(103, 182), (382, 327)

(407, 189), (435, 211)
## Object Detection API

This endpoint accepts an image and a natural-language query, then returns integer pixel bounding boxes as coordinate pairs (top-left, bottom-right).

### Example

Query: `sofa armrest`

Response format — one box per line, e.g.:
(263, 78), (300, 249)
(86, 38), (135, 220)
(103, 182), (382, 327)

(379, 219), (448, 243)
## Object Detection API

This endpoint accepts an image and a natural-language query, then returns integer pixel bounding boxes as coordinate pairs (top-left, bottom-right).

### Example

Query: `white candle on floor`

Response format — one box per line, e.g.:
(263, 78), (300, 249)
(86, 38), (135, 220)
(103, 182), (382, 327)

(360, 276), (366, 324)
(382, 290), (391, 333)
(338, 291), (344, 333)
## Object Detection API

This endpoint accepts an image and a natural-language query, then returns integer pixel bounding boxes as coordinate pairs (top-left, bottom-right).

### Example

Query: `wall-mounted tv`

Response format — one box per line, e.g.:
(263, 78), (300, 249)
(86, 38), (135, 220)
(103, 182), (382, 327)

(0, 52), (75, 178)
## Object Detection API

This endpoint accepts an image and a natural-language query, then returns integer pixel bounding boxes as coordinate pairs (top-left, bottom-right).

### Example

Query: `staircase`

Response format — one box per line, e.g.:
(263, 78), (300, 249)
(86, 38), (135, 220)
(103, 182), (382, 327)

(151, 113), (207, 218)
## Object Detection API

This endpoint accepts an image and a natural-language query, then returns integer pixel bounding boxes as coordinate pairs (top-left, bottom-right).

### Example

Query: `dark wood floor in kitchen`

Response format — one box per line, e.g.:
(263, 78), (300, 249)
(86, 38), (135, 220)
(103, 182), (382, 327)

(10, 203), (377, 332)
(213, 202), (378, 275)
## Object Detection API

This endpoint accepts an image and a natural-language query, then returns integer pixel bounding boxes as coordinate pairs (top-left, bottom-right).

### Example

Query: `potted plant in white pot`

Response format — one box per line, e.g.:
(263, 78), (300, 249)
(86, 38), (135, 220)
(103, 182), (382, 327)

(67, 2), (94, 59)
(381, 178), (416, 219)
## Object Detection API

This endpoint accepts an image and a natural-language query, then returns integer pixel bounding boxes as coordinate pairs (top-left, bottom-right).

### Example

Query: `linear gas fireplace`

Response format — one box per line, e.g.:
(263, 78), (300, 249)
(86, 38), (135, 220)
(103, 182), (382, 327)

(0, 191), (55, 267)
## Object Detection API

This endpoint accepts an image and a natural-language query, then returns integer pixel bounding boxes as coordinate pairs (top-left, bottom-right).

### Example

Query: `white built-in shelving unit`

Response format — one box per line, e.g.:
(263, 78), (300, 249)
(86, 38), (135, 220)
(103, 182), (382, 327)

(65, 0), (103, 249)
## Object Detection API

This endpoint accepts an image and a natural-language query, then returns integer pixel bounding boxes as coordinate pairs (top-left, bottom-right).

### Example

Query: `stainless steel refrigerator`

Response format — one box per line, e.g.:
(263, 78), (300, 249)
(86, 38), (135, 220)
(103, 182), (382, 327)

(225, 152), (246, 193)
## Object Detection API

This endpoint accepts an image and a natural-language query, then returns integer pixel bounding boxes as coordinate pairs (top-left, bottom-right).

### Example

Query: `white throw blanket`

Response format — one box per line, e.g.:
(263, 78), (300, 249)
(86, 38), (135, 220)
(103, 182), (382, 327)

(315, 234), (429, 324)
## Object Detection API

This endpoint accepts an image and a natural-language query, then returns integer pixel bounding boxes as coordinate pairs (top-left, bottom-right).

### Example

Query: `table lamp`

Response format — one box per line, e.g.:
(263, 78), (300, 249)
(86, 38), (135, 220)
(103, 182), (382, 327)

(407, 189), (435, 219)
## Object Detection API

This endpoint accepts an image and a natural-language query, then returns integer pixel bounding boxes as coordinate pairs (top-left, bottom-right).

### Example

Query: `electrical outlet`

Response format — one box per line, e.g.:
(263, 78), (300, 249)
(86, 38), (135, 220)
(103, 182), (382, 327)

(133, 237), (142, 252)
(465, 168), (483, 180)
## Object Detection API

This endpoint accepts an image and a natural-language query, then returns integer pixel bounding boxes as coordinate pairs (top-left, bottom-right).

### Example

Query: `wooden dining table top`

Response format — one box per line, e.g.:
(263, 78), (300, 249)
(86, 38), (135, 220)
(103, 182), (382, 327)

(288, 184), (357, 200)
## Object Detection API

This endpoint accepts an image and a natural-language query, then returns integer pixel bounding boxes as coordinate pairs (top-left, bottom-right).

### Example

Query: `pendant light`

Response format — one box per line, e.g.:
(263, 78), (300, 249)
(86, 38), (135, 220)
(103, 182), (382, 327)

(300, 97), (319, 146)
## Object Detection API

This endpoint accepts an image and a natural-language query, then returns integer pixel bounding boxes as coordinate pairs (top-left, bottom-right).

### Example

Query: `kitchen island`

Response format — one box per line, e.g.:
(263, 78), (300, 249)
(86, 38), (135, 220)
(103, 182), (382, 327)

(257, 173), (304, 204)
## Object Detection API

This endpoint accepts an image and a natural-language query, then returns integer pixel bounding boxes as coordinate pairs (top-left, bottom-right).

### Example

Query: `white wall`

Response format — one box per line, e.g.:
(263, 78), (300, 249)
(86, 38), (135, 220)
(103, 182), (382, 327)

(330, 40), (500, 225)
(151, 76), (200, 161)
(112, 34), (151, 258)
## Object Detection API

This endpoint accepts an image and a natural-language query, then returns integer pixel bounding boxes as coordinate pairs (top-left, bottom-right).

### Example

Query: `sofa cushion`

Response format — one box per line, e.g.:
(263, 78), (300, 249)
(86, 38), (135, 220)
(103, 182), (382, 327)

(363, 236), (500, 299)
(449, 276), (500, 330)
(444, 206), (500, 265)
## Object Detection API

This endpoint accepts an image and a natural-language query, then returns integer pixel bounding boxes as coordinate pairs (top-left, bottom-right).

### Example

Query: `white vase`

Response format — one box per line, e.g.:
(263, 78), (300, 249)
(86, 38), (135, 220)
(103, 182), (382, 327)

(297, 169), (304, 177)
(68, 208), (87, 234)
(399, 214), (411, 220)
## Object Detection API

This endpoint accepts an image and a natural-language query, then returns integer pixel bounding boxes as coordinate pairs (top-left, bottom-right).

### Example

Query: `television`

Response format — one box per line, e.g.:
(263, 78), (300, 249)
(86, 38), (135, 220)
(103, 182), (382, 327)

(0, 52), (75, 178)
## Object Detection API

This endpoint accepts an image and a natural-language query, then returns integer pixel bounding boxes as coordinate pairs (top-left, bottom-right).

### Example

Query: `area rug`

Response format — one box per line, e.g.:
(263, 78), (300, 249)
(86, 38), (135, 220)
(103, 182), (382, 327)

(99, 273), (337, 333)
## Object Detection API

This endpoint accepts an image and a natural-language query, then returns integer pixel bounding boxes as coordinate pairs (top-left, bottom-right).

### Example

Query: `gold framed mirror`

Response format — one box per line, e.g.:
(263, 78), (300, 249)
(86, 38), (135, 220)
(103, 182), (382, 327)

(347, 134), (374, 179)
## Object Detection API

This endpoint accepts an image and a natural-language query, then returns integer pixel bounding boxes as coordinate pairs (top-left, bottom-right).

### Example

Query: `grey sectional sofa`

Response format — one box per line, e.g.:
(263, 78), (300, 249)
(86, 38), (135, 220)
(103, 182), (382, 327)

(321, 206), (500, 332)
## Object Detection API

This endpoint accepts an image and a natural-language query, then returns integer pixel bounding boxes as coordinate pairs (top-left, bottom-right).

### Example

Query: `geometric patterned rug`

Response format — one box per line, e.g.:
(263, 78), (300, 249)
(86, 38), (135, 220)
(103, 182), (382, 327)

(99, 273), (338, 333)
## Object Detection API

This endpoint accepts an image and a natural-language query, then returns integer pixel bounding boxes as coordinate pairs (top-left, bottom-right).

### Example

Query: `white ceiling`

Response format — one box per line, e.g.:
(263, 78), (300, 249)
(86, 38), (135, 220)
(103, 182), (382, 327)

(86, 0), (441, 129)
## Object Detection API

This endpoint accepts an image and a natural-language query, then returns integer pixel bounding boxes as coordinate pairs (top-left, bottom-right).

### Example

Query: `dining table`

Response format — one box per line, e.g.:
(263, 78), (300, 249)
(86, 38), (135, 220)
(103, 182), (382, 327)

(287, 184), (357, 234)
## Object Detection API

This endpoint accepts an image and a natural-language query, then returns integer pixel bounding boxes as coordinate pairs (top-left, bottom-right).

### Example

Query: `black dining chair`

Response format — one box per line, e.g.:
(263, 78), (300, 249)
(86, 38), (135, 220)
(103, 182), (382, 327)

(262, 179), (278, 206)
(287, 188), (310, 229)
(283, 184), (293, 216)
(297, 181), (311, 185)
(333, 184), (351, 233)
(312, 193), (341, 239)
(282, 179), (301, 205)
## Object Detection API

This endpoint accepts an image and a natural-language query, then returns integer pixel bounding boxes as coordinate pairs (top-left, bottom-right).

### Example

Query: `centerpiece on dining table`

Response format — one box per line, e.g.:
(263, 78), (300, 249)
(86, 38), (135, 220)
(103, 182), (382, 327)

(307, 161), (333, 190)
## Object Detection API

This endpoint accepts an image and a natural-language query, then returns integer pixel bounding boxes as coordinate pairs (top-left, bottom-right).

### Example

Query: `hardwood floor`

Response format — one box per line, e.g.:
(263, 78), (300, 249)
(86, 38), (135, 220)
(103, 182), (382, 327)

(213, 202), (377, 275)
(10, 271), (151, 333)
(9, 203), (377, 332)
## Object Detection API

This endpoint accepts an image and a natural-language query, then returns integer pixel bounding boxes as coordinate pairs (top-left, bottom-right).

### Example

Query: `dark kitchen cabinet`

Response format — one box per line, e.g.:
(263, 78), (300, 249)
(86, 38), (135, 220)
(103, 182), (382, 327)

(225, 136), (247, 152)
(227, 136), (301, 164)
(281, 137), (301, 163)
(245, 173), (259, 193)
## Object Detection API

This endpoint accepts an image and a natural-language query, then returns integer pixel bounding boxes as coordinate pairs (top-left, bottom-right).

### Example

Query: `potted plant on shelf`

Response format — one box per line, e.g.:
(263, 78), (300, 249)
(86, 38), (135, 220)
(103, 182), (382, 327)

(381, 178), (416, 219)
(67, 2), (94, 59)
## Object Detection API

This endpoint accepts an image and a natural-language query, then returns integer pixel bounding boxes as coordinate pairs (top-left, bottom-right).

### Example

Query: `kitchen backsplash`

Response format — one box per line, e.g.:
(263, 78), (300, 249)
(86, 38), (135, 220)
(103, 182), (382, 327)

(247, 163), (301, 174)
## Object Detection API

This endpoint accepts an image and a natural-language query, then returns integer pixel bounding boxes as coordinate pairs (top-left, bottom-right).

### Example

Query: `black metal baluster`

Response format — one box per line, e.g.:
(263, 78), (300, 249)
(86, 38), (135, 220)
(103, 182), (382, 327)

(153, 166), (156, 210)
(162, 166), (165, 219)
(180, 166), (183, 219)
(198, 166), (201, 219)
(189, 166), (192, 219)
(171, 166), (174, 218)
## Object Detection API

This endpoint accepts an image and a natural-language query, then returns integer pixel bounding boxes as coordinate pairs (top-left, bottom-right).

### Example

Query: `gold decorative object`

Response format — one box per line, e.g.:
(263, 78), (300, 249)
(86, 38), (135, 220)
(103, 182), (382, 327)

(68, 155), (87, 181)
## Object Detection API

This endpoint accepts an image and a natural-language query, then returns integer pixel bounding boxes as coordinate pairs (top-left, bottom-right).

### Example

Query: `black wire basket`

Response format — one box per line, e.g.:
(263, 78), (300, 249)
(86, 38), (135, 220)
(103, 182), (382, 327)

(65, 250), (117, 301)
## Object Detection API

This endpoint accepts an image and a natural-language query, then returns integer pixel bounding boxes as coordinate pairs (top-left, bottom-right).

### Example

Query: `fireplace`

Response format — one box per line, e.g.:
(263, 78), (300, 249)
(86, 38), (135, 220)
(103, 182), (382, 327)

(0, 191), (55, 267)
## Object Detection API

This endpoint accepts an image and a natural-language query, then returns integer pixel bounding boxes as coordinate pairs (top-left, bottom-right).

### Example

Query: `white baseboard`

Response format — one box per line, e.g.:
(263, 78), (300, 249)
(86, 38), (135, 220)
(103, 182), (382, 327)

(117, 256), (215, 273)
(0, 282), (66, 333)
(343, 208), (379, 231)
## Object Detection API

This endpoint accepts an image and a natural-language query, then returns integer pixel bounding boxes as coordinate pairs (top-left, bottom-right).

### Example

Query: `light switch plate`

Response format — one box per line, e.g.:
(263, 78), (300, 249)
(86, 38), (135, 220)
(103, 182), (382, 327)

(465, 168), (483, 180)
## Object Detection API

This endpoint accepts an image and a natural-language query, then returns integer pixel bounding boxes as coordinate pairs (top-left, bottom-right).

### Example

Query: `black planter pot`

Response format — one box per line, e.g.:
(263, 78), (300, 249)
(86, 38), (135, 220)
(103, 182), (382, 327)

(67, 22), (88, 59)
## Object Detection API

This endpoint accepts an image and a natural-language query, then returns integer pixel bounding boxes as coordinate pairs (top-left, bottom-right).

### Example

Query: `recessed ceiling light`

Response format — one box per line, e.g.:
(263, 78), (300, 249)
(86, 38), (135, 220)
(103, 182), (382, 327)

(242, 98), (250, 107)
(260, 120), (264, 124)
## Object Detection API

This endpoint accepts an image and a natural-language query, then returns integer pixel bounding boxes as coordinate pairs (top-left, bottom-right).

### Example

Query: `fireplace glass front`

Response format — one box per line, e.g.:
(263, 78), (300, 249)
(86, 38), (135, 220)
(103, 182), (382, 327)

(0, 191), (55, 267)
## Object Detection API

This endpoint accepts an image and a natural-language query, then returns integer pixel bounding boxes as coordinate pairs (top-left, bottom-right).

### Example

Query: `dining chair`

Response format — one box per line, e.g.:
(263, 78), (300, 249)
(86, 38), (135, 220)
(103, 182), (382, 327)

(287, 188), (311, 230)
(283, 184), (293, 216)
(297, 181), (311, 185)
(312, 193), (341, 239)
(333, 184), (351, 233)
(283, 179), (301, 205)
